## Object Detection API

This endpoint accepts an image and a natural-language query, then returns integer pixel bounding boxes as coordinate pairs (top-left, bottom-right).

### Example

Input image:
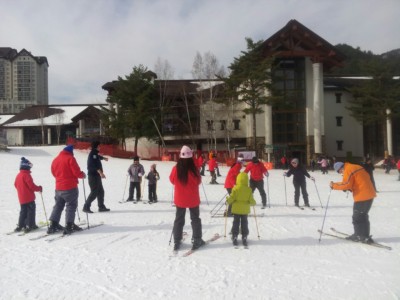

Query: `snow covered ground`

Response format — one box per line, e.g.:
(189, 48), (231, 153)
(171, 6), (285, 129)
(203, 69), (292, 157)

(0, 146), (399, 300)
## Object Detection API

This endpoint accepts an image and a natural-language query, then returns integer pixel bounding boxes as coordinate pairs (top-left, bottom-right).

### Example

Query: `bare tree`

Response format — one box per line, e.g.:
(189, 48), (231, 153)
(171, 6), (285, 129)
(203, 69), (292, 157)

(191, 51), (226, 152)
(38, 108), (46, 145)
(53, 112), (65, 145)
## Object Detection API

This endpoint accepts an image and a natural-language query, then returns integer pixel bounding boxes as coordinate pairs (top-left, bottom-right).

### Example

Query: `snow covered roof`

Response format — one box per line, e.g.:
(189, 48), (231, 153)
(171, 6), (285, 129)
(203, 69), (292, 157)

(0, 114), (15, 125)
(2, 105), (105, 127)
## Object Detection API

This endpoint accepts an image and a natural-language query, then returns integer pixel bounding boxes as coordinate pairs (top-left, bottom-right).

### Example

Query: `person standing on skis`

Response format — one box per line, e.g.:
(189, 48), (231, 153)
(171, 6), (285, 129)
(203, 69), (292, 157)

(284, 158), (314, 208)
(170, 145), (205, 251)
(330, 162), (376, 243)
(244, 156), (269, 208)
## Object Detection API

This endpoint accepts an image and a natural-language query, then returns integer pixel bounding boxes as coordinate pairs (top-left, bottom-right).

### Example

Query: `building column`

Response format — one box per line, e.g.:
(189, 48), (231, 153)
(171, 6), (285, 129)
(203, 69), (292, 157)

(313, 63), (323, 154)
(47, 128), (51, 145)
(264, 104), (273, 161)
(386, 108), (393, 155)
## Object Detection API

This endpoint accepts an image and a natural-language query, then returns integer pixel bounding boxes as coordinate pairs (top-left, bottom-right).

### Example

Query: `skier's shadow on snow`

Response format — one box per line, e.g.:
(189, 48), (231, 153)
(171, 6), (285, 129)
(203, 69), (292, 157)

(5, 147), (53, 157)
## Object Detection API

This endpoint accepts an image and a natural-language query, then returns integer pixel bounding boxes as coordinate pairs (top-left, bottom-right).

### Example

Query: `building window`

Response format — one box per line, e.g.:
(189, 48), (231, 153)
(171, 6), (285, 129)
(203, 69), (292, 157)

(220, 120), (226, 130)
(206, 120), (213, 131)
(336, 140), (343, 151)
(233, 119), (240, 130)
(336, 116), (343, 127)
(335, 93), (342, 103)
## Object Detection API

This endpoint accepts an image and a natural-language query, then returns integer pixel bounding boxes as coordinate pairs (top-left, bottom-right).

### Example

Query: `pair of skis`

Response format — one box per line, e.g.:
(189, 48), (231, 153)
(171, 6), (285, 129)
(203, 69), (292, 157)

(171, 233), (221, 257)
(319, 228), (392, 250)
(5, 221), (48, 236)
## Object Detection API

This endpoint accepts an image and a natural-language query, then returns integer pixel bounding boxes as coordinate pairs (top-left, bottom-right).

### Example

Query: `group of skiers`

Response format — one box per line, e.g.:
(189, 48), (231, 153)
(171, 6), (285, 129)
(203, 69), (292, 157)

(13, 142), (161, 236)
(12, 142), (397, 248)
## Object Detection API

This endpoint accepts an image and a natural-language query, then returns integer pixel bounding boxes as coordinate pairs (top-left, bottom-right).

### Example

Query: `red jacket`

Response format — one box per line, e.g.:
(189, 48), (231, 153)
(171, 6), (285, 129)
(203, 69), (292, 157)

(208, 158), (218, 172)
(195, 156), (204, 168)
(14, 170), (41, 204)
(397, 160), (400, 170)
(169, 166), (201, 208)
(51, 150), (85, 190)
(244, 162), (268, 181)
(224, 163), (242, 189)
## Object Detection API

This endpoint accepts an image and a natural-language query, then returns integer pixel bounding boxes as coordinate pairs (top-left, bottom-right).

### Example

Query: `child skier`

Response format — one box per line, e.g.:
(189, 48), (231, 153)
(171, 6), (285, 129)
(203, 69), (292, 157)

(145, 164), (160, 203)
(226, 172), (256, 246)
(284, 158), (315, 207)
(14, 157), (42, 233)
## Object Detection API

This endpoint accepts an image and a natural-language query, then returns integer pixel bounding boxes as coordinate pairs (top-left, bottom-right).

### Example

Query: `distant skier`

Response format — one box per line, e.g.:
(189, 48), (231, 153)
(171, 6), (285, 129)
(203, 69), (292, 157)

(284, 158), (314, 207)
(126, 156), (145, 202)
(330, 162), (376, 243)
(226, 172), (256, 246)
(145, 164), (160, 203)
(14, 157), (42, 233)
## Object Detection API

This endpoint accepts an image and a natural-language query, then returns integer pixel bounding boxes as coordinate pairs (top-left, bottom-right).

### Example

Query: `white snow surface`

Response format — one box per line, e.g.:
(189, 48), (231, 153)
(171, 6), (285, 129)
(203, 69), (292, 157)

(0, 146), (399, 300)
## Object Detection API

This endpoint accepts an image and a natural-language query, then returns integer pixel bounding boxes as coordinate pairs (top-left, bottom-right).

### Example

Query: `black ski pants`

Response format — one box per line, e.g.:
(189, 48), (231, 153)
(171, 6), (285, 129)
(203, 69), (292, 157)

(173, 206), (202, 242)
(353, 199), (373, 238)
(250, 179), (267, 206)
(293, 180), (309, 205)
(148, 184), (157, 201)
(18, 201), (36, 228)
(231, 214), (249, 238)
(128, 181), (141, 201)
(86, 175), (105, 209)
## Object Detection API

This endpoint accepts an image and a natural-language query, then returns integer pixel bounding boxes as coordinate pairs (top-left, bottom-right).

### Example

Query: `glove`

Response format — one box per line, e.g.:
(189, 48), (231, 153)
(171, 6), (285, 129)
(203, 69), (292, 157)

(265, 172), (269, 177)
(81, 172), (86, 179)
(138, 173), (143, 177)
(38, 186), (43, 192)
(283, 172), (287, 177)
(311, 177), (315, 181)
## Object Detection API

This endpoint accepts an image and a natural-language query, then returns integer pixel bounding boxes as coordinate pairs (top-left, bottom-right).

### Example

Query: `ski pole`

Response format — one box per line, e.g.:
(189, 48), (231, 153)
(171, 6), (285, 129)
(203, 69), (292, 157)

(253, 206), (260, 240)
(210, 192), (228, 215)
(211, 201), (226, 217)
(39, 192), (49, 229)
(224, 201), (228, 238)
(201, 182), (209, 205)
(266, 175), (271, 208)
(82, 178), (89, 229)
(318, 189), (332, 243)
(313, 180), (323, 208)
(283, 175), (288, 206)
(140, 176), (146, 201)
(122, 175), (128, 202)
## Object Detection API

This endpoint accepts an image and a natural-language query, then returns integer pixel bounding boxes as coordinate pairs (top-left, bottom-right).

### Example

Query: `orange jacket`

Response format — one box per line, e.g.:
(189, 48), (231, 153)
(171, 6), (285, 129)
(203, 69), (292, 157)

(331, 163), (376, 202)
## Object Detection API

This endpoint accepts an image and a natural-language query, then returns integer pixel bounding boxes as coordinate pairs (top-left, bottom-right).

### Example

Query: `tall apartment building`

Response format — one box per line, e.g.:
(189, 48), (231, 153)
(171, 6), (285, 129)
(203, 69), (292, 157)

(0, 48), (48, 113)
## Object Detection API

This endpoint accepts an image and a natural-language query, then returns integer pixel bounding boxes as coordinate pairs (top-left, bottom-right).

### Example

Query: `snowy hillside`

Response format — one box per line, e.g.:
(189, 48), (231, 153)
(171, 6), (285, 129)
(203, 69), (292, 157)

(0, 146), (399, 300)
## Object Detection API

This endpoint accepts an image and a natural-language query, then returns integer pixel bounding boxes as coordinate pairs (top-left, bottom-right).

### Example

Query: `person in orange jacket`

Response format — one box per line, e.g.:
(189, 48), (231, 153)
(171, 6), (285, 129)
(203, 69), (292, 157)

(330, 162), (376, 243)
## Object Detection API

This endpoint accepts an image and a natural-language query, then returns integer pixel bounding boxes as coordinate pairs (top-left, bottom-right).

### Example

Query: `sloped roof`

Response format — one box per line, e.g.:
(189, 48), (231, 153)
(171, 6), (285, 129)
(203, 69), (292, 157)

(0, 114), (15, 125)
(261, 19), (345, 70)
(2, 105), (105, 127)
(0, 47), (48, 66)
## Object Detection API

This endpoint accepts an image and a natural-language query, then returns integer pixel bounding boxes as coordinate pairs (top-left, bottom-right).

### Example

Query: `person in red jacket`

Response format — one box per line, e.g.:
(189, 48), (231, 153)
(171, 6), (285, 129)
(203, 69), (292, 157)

(47, 145), (86, 235)
(397, 159), (400, 181)
(170, 145), (205, 251)
(208, 154), (218, 184)
(244, 156), (269, 208)
(223, 155), (244, 216)
(14, 157), (42, 233)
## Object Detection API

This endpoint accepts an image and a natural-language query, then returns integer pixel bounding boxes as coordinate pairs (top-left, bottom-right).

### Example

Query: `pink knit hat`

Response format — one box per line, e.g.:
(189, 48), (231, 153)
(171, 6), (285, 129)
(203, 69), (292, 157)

(179, 145), (193, 158)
